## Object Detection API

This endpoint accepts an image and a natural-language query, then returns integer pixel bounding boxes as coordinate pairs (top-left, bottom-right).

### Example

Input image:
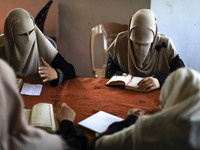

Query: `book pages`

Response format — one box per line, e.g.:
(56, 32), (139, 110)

(30, 103), (54, 129)
(127, 76), (143, 88)
(78, 111), (123, 133)
(21, 83), (43, 96)
(106, 75), (132, 85)
(24, 109), (32, 124)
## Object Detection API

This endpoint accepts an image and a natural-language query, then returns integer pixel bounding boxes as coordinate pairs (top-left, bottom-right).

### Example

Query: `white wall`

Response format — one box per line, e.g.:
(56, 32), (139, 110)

(151, 0), (200, 71)
(58, 0), (150, 77)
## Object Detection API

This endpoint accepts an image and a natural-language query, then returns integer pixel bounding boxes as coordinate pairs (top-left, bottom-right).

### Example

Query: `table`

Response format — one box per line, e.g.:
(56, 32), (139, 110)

(22, 77), (160, 144)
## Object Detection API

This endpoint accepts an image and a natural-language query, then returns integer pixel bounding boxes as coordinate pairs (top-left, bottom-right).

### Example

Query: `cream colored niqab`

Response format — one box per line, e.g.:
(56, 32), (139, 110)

(129, 9), (156, 69)
(0, 8), (58, 77)
(0, 59), (68, 150)
(96, 68), (200, 150)
(108, 9), (177, 77)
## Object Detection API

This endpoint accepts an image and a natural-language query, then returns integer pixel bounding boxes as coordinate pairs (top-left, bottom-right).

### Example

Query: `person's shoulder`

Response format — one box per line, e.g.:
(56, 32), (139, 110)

(117, 31), (128, 39)
(156, 33), (177, 56)
(114, 31), (128, 44)
(158, 34), (173, 45)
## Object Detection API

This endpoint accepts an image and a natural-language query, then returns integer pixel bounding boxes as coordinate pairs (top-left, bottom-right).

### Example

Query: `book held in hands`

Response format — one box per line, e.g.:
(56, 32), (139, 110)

(24, 103), (58, 133)
(106, 75), (144, 92)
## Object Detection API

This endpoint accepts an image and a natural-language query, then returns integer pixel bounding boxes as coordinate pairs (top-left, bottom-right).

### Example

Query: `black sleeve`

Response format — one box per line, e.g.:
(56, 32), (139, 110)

(56, 120), (88, 150)
(169, 54), (185, 71)
(106, 55), (123, 78)
(153, 75), (167, 87)
(90, 115), (137, 150)
(154, 54), (185, 87)
(50, 53), (76, 86)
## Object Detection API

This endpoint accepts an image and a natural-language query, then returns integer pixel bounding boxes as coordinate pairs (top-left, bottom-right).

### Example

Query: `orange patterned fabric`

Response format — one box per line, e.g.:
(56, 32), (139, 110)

(23, 77), (160, 143)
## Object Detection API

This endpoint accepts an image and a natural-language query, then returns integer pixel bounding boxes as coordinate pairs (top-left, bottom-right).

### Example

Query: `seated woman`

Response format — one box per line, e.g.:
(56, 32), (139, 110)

(107, 9), (185, 92)
(0, 8), (75, 86)
(92, 67), (200, 150)
(0, 59), (87, 150)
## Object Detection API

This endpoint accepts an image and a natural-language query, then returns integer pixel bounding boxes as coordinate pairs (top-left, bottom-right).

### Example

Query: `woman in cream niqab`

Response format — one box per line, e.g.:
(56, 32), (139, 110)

(0, 59), (71, 150)
(128, 9), (160, 74)
(0, 8), (58, 77)
(109, 9), (177, 76)
(108, 9), (184, 92)
(95, 68), (200, 150)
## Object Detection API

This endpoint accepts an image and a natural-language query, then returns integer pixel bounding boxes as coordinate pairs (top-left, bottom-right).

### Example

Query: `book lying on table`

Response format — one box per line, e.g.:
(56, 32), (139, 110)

(106, 75), (144, 92)
(78, 111), (123, 134)
(24, 103), (58, 133)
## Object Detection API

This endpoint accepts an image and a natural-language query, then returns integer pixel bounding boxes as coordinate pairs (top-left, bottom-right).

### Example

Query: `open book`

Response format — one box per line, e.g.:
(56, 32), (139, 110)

(24, 103), (58, 133)
(78, 111), (123, 133)
(106, 75), (144, 92)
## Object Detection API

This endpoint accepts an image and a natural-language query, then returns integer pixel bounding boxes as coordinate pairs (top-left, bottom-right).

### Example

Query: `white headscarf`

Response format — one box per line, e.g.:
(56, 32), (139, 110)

(0, 8), (58, 77)
(108, 9), (177, 77)
(95, 68), (200, 150)
(0, 59), (70, 150)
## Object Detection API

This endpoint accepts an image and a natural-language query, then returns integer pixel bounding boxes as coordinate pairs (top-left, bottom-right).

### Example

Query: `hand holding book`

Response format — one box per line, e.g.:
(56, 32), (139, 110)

(24, 103), (58, 133)
(106, 74), (144, 92)
(106, 74), (160, 92)
(137, 76), (160, 92)
(122, 73), (160, 92)
(24, 102), (76, 133)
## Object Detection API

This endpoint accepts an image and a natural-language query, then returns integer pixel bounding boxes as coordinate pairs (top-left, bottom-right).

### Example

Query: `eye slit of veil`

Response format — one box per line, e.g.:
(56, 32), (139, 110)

(16, 28), (35, 36)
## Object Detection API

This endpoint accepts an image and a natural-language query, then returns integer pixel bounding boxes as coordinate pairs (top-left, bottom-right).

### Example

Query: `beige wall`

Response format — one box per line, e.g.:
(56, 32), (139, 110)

(0, 0), (58, 38)
(58, 0), (150, 77)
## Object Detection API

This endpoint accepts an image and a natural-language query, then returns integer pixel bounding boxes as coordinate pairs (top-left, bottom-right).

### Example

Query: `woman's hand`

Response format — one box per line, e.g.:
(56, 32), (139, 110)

(38, 57), (58, 82)
(122, 73), (128, 76)
(128, 108), (145, 117)
(56, 103), (76, 123)
(137, 77), (160, 92)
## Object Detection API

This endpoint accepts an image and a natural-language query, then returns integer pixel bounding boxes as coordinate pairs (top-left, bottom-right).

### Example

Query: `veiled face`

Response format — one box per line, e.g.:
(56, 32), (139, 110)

(5, 8), (35, 41)
(130, 27), (154, 44)
(15, 28), (35, 37)
(129, 9), (157, 45)
(14, 28), (36, 50)
(5, 9), (37, 54)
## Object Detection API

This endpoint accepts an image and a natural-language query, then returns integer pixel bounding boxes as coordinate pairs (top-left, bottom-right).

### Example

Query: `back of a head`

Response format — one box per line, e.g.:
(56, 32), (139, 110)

(158, 68), (200, 149)
(160, 68), (200, 107)
(134, 68), (200, 150)
(0, 59), (20, 119)
(0, 58), (64, 150)
(0, 59), (23, 150)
